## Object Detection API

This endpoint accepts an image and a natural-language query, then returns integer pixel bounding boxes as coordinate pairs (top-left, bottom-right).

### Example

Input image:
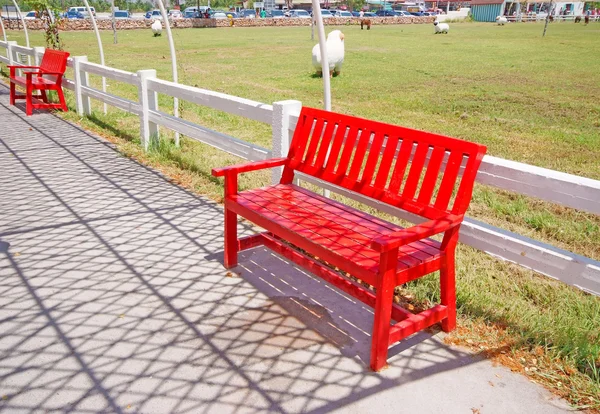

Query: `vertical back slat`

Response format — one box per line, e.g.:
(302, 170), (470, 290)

(433, 150), (463, 210)
(417, 146), (446, 205)
(360, 131), (385, 187)
(311, 120), (338, 172)
(287, 113), (315, 170)
(303, 117), (326, 165)
(334, 126), (360, 176)
(346, 129), (372, 183)
(401, 143), (429, 200)
(372, 135), (399, 190)
(387, 139), (413, 194)
(322, 123), (349, 180)
(452, 154), (483, 214)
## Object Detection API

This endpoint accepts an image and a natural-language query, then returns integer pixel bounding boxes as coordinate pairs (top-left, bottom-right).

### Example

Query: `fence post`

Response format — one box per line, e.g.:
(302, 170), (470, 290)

(72, 56), (91, 116)
(32, 46), (44, 66)
(137, 69), (159, 151)
(271, 100), (302, 184)
(6, 41), (16, 66)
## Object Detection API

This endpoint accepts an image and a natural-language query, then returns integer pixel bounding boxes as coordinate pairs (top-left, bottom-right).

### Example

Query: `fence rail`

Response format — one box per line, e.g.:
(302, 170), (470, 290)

(1, 40), (599, 297)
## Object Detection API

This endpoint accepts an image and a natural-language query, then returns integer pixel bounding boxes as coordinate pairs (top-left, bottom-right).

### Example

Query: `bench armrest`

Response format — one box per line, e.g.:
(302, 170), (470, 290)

(212, 157), (287, 177)
(371, 214), (463, 252)
(7, 65), (41, 70)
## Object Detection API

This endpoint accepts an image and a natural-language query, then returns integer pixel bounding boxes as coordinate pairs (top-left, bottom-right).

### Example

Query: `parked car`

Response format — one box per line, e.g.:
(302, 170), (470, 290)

(396, 11), (413, 17)
(225, 11), (239, 18)
(363, 12), (377, 17)
(239, 9), (256, 18)
(168, 10), (183, 19)
(410, 11), (424, 16)
(145, 10), (162, 19)
(289, 9), (311, 18)
(24, 11), (38, 20)
(267, 9), (285, 18)
(319, 10), (334, 18)
(335, 10), (353, 17)
(375, 10), (398, 16)
(112, 10), (130, 19)
(65, 10), (85, 19)
(212, 11), (228, 19)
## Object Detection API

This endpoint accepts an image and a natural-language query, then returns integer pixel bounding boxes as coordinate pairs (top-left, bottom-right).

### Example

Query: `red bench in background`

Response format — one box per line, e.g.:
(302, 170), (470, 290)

(213, 107), (486, 371)
(9, 49), (70, 116)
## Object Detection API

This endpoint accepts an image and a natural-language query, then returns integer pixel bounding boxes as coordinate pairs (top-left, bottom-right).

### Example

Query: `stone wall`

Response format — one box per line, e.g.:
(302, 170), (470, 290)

(1, 16), (435, 31)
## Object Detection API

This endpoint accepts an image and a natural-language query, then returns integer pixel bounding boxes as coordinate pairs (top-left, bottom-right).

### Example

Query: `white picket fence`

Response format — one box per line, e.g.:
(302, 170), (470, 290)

(1, 40), (599, 297)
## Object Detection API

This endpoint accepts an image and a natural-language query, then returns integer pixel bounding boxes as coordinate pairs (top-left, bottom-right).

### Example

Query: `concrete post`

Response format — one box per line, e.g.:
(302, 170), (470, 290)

(137, 69), (159, 151)
(72, 56), (91, 116)
(271, 100), (302, 184)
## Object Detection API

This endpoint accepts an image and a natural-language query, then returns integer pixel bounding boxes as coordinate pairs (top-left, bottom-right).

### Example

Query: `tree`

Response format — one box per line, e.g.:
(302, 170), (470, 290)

(346, 0), (365, 11)
(25, 0), (64, 50)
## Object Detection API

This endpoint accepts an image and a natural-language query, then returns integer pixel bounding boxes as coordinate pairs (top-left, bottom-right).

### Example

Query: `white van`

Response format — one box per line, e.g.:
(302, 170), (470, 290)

(68, 6), (95, 17)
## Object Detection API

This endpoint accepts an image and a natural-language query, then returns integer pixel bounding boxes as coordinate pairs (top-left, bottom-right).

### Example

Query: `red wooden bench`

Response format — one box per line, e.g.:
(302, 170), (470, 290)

(212, 107), (486, 371)
(9, 49), (70, 116)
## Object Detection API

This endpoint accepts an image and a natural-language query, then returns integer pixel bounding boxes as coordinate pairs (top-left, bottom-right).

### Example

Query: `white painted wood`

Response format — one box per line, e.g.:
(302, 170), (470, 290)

(72, 56), (90, 116)
(0, 19), (7, 43)
(146, 78), (274, 125)
(296, 173), (600, 297)
(62, 77), (76, 91)
(148, 109), (271, 161)
(137, 69), (157, 151)
(3, 41), (16, 66)
(10, 0), (30, 65)
(11, 44), (34, 56)
(32, 47), (44, 66)
(271, 100), (302, 184)
(460, 217), (600, 297)
(311, 0), (331, 112)
(82, 0), (107, 114)
(478, 155), (600, 215)
(79, 61), (139, 86)
(155, 0), (180, 146)
(80, 85), (140, 115)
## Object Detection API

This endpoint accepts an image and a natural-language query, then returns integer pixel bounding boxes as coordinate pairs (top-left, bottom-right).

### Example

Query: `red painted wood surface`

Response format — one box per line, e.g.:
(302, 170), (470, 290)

(212, 106), (487, 371)
(8, 50), (70, 116)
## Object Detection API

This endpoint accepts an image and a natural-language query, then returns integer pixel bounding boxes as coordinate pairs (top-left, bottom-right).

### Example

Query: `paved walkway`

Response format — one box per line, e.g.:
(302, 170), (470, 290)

(0, 84), (572, 414)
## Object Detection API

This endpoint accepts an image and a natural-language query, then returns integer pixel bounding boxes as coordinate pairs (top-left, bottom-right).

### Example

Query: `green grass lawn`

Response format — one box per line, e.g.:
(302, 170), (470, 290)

(2, 22), (600, 409)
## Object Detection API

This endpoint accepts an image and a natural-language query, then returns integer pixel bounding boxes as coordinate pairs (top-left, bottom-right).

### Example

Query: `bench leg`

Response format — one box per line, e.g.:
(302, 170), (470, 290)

(9, 82), (16, 106)
(40, 90), (48, 104)
(224, 208), (238, 268)
(26, 81), (34, 116)
(370, 248), (398, 371)
(440, 252), (456, 332)
(56, 87), (68, 112)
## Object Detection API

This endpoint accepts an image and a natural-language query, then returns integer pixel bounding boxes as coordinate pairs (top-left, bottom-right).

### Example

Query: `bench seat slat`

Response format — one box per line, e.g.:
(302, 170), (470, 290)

(11, 76), (58, 88)
(268, 184), (443, 260)
(234, 184), (443, 275)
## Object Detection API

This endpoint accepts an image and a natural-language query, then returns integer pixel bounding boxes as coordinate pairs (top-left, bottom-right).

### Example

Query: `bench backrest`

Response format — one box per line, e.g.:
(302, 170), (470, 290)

(282, 107), (487, 219)
(39, 49), (70, 77)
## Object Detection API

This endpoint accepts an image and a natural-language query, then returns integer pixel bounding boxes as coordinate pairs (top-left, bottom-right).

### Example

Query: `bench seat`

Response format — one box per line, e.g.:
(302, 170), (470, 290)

(10, 75), (59, 88)
(230, 184), (443, 286)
